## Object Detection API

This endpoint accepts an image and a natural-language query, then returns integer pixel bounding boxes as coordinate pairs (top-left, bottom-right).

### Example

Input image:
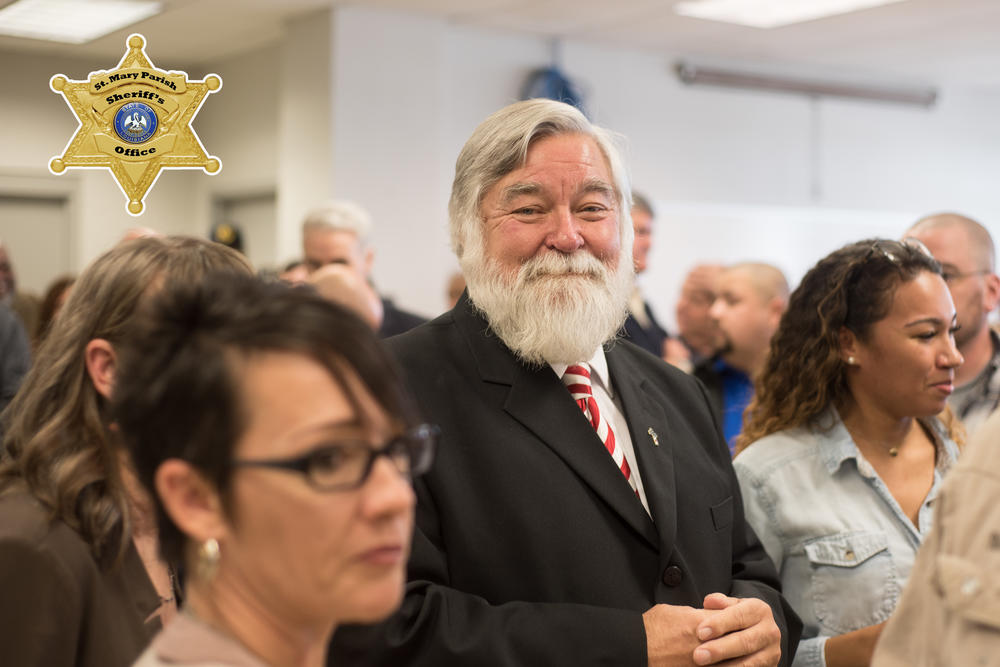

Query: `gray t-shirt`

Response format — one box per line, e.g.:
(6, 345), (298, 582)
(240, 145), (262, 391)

(948, 329), (1000, 437)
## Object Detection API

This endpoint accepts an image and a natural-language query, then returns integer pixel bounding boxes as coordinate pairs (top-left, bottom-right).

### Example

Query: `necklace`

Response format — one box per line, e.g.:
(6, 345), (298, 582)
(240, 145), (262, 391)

(159, 565), (179, 606)
(845, 427), (902, 459)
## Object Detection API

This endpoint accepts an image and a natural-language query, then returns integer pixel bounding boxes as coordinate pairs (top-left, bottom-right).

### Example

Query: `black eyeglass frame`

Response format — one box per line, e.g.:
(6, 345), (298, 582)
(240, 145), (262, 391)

(940, 268), (991, 284)
(230, 423), (439, 492)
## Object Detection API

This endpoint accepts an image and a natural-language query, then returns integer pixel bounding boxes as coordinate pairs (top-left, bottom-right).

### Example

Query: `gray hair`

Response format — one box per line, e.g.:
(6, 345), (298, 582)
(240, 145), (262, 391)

(448, 99), (633, 262)
(302, 200), (373, 247)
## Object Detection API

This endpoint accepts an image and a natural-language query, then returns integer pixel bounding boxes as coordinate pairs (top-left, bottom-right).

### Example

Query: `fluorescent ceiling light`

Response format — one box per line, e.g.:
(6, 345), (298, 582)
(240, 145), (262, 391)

(0, 0), (162, 44)
(676, 62), (937, 107)
(674, 0), (908, 29)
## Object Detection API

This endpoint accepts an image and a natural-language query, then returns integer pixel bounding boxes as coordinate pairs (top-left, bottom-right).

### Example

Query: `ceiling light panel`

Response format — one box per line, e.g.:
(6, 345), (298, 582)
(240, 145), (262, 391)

(674, 0), (908, 29)
(0, 0), (162, 44)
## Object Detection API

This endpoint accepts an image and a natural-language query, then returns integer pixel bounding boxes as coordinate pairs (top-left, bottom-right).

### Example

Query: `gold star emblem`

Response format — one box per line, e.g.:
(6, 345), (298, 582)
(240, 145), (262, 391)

(49, 34), (221, 215)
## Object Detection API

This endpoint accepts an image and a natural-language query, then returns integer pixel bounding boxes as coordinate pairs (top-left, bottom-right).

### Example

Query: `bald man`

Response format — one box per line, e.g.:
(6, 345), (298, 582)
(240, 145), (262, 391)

(907, 213), (1000, 435)
(675, 264), (725, 365)
(696, 263), (789, 454)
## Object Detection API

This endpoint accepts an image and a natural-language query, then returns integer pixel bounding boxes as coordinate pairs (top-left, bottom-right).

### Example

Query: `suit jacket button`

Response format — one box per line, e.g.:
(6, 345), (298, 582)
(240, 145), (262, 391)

(662, 565), (683, 587)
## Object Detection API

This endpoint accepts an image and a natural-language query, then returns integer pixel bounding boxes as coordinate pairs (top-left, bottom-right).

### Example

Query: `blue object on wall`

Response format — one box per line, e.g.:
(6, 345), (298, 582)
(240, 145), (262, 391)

(521, 66), (585, 113)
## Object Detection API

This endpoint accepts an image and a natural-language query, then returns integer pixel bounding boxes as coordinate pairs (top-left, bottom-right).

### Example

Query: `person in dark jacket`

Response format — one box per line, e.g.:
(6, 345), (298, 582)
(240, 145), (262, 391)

(621, 193), (670, 357)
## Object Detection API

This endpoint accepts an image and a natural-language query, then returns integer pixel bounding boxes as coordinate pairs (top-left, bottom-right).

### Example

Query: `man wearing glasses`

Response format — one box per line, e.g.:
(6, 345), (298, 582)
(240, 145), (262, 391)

(907, 212), (1000, 435)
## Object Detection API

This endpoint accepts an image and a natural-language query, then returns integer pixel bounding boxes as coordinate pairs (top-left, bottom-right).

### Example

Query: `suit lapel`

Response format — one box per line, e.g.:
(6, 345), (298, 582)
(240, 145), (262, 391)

(504, 369), (658, 547)
(607, 346), (679, 554)
(454, 298), (658, 548)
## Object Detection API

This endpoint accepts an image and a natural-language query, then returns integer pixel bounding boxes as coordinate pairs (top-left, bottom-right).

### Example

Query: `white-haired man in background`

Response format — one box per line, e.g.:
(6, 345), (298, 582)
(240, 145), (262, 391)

(301, 200), (426, 338)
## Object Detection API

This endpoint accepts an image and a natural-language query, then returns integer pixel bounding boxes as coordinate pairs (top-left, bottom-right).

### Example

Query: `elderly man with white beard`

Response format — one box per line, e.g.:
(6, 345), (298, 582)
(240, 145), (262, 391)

(328, 99), (800, 667)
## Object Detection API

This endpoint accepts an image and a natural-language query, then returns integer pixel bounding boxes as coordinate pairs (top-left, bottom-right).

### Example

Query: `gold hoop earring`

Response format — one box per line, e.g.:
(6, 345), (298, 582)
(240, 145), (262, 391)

(196, 538), (220, 581)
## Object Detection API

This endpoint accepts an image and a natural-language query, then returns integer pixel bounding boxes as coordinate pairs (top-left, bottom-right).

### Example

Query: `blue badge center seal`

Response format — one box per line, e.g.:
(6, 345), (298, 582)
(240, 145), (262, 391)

(113, 102), (157, 144)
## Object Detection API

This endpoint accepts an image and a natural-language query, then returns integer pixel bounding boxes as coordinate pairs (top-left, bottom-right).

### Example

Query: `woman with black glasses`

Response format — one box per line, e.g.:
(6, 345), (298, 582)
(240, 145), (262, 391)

(733, 238), (964, 667)
(114, 275), (435, 667)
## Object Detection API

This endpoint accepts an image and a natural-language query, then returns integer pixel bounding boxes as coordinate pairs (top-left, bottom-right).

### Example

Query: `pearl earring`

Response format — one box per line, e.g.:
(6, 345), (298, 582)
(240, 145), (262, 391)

(196, 538), (220, 581)
(847, 356), (856, 365)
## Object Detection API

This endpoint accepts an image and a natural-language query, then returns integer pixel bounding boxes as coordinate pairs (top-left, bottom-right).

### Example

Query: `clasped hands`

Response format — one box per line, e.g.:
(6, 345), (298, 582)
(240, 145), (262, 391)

(643, 593), (781, 667)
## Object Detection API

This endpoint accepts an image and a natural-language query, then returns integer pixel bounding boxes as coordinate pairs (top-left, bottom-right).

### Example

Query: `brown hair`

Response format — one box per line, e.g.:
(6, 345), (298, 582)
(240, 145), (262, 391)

(0, 236), (253, 566)
(113, 275), (418, 566)
(33, 274), (75, 349)
(736, 238), (962, 453)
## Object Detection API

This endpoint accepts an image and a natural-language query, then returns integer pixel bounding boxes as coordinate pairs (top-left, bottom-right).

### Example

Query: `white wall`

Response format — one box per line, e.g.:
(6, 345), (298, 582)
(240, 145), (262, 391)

(323, 7), (1000, 322)
(2, 5), (999, 322)
(276, 11), (335, 263)
(328, 8), (453, 316)
(551, 39), (1000, 328)
(194, 46), (280, 193)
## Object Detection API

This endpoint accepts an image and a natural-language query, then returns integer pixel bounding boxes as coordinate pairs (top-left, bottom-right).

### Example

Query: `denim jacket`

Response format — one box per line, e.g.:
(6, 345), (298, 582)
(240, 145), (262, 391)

(733, 410), (960, 667)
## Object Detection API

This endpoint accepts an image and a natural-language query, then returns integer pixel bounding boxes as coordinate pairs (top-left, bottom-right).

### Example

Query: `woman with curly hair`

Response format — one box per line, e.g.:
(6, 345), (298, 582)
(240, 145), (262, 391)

(733, 238), (964, 667)
(0, 236), (253, 667)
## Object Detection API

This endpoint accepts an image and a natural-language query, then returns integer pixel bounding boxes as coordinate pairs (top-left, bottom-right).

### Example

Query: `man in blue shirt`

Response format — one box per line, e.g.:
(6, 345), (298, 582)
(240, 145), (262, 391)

(695, 262), (788, 454)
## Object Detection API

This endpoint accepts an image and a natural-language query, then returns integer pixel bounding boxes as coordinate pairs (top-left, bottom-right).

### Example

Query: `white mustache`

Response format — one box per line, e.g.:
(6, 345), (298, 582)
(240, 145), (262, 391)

(519, 252), (606, 282)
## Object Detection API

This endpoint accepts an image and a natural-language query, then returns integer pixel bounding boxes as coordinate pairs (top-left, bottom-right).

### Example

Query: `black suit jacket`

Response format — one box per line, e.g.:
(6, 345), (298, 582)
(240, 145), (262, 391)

(693, 358), (725, 428)
(377, 298), (427, 339)
(622, 300), (669, 357)
(330, 294), (799, 666)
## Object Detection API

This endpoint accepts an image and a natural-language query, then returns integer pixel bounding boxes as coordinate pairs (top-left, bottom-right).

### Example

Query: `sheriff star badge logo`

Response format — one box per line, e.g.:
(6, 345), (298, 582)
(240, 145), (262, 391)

(49, 34), (222, 215)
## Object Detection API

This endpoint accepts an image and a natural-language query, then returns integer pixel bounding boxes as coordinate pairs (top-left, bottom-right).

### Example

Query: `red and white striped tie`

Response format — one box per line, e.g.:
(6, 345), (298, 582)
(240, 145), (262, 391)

(562, 363), (636, 492)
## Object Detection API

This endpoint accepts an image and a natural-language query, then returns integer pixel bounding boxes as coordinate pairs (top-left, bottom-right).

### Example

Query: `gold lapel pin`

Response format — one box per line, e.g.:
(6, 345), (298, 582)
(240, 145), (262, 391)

(647, 427), (659, 446)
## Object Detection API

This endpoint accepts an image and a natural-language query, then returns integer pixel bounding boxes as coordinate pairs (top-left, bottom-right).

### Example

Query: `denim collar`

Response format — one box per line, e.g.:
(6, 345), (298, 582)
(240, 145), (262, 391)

(818, 408), (954, 476)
